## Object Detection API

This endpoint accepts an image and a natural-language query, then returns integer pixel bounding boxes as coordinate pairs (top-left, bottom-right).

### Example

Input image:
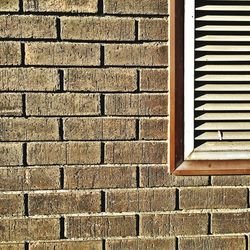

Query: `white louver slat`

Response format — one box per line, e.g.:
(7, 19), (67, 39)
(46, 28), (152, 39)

(193, 0), (250, 154)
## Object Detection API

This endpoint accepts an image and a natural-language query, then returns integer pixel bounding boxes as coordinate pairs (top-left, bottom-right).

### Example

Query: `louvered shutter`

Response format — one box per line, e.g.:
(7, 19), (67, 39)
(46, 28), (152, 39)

(191, 0), (250, 159)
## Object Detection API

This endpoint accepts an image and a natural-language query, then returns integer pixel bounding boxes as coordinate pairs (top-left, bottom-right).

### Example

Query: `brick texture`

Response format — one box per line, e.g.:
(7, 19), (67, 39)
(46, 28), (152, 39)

(25, 43), (100, 66)
(61, 17), (135, 41)
(64, 166), (137, 189)
(66, 216), (137, 238)
(0, 0), (19, 12)
(179, 236), (246, 250)
(64, 68), (137, 92)
(104, 0), (168, 15)
(0, 16), (56, 39)
(24, 0), (98, 13)
(0, 68), (59, 91)
(107, 238), (175, 250)
(0, 0), (248, 248)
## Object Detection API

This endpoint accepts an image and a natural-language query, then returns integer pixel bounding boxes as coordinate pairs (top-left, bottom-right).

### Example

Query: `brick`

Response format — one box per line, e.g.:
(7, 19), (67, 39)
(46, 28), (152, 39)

(0, 143), (22, 165)
(105, 44), (168, 66)
(65, 166), (137, 189)
(0, 0), (19, 11)
(0, 118), (59, 141)
(105, 142), (168, 164)
(180, 187), (248, 209)
(105, 94), (168, 116)
(0, 42), (21, 65)
(141, 213), (208, 237)
(30, 241), (102, 250)
(25, 43), (100, 66)
(64, 68), (137, 92)
(139, 18), (168, 41)
(0, 68), (59, 91)
(61, 17), (135, 41)
(0, 244), (24, 250)
(140, 166), (210, 187)
(0, 218), (59, 241)
(66, 216), (136, 238)
(24, 0), (98, 13)
(0, 15), (56, 39)
(29, 191), (101, 215)
(107, 238), (175, 250)
(26, 93), (100, 116)
(212, 175), (250, 186)
(0, 94), (22, 116)
(212, 212), (250, 234)
(140, 69), (168, 92)
(104, 0), (168, 15)
(179, 236), (246, 250)
(0, 167), (60, 191)
(140, 118), (168, 140)
(64, 118), (136, 140)
(106, 189), (175, 212)
(0, 193), (23, 216)
(27, 142), (101, 165)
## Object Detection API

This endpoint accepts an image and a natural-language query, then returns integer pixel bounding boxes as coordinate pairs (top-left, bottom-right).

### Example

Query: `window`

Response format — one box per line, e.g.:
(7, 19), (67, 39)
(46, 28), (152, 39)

(170, 0), (250, 175)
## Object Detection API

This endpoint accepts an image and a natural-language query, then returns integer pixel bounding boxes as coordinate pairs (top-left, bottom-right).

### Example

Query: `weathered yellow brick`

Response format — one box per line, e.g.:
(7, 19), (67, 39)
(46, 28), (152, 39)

(140, 69), (168, 91)
(0, 118), (59, 141)
(25, 43), (100, 66)
(30, 241), (102, 250)
(0, 42), (21, 65)
(0, 167), (60, 191)
(29, 191), (101, 215)
(64, 118), (136, 140)
(0, 143), (22, 165)
(0, 193), (23, 216)
(24, 0), (98, 13)
(105, 142), (168, 164)
(61, 17), (135, 41)
(105, 94), (168, 116)
(0, 0), (19, 11)
(105, 44), (168, 66)
(140, 118), (168, 139)
(139, 18), (168, 41)
(66, 216), (137, 238)
(0, 68), (59, 91)
(0, 15), (56, 39)
(0, 94), (22, 116)
(0, 244), (23, 250)
(104, 0), (168, 15)
(64, 68), (137, 92)
(27, 142), (101, 165)
(0, 218), (59, 241)
(26, 93), (100, 116)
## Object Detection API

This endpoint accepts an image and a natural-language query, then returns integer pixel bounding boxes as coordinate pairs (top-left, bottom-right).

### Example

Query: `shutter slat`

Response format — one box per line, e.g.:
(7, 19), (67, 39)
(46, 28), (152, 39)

(195, 84), (250, 91)
(196, 113), (250, 121)
(196, 35), (250, 42)
(196, 75), (250, 81)
(196, 45), (250, 52)
(195, 103), (250, 111)
(196, 25), (250, 31)
(196, 65), (250, 72)
(196, 55), (250, 62)
(195, 141), (250, 151)
(196, 132), (250, 140)
(196, 15), (250, 21)
(196, 122), (250, 130)
(196, 94), (250, 101)
(196, 5), (250, 11)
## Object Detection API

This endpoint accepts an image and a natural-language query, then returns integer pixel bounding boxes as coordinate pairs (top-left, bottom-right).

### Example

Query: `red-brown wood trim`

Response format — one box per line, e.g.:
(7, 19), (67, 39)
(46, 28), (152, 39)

(169, 0), (184, 172)
(169, 0), (250, 175)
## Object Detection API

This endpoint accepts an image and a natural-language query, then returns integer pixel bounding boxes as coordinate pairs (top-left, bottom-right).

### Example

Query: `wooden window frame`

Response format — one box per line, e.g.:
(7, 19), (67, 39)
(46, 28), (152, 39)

(169, 0), (250, 175)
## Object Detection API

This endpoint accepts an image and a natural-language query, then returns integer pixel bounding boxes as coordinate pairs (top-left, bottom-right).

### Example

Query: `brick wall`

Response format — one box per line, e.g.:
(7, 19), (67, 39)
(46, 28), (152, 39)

(0, 0), (249, 249)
